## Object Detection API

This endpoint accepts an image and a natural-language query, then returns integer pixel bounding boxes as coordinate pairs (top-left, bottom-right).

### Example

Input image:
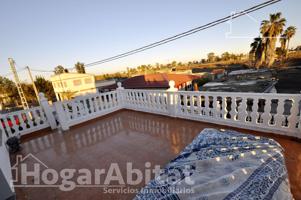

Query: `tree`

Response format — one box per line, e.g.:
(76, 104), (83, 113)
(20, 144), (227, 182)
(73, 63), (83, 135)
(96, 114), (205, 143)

(250, 37), (265, 68)
(279, 26), (296, 59)
(0, 76), (18, 106)
(75, 62), (86, 74)
(207, 52), (215, 63)
(221, 52), (230, 61)
(260, 12), (286, 67)
(171, 61), (177, 68)
(279, 34), (287, 61)
(34, 76), (56, 101)
(275, 47), (286, 63)
(54, 65), (67, 74)
(60, 91), (76, 100)
(20, 83), (36, 104)
(284, 26), (297, 54)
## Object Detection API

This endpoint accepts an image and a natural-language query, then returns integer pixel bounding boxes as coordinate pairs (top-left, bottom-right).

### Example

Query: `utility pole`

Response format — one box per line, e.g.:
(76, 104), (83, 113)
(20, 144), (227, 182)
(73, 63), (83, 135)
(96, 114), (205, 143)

(8, 58), (29, 110)
(26, 66), (40, 104)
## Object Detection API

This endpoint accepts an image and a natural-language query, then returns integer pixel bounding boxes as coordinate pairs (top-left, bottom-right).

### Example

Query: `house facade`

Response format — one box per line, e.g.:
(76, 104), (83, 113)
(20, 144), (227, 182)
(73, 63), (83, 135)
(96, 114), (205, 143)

(50, 73), (97, 100)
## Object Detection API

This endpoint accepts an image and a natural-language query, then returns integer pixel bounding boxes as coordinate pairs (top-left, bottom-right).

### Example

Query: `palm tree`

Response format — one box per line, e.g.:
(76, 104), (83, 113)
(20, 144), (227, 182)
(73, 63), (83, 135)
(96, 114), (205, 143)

(278, 35), (287, 61)
(279, 33), (287, 51)
(250, 37), (265, 68)
(284, 26), (297, 53)
(260, 12), (286, 67)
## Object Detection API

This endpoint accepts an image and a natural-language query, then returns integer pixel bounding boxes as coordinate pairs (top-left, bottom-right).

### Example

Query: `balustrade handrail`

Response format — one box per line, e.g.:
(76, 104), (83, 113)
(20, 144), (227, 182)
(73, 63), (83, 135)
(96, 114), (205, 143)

(1, 84), (300, 140)
(119, 87), (301, 138)
(139, 89), (300, 97)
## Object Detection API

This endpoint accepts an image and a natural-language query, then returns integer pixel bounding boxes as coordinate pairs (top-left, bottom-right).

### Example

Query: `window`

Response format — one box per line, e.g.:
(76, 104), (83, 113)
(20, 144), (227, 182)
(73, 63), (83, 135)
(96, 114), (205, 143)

(73, 79), (82, 86)
(84, 78), (92, 84)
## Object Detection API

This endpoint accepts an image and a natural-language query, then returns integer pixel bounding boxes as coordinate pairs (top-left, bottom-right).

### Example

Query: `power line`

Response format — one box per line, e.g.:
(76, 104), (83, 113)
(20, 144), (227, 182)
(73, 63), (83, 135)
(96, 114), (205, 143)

(0, 72), (13, 77)
(29, 68), (54, 73)
(83, 0), (281, 68)
(0, 68), (26, 77)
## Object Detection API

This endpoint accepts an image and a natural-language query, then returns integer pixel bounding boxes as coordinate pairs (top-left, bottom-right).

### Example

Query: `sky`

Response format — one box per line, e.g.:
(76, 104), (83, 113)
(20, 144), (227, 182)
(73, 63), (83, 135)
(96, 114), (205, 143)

(0, 0), (300, 79)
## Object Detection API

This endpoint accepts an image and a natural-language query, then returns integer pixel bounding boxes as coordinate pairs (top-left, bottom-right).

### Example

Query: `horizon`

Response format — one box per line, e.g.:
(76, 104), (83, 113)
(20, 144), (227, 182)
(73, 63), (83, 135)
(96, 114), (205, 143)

(1, 0), (301, 79)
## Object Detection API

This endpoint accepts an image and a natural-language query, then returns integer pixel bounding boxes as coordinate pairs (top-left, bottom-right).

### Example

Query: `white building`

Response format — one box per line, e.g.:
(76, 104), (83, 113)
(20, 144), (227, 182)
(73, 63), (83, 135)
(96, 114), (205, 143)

(50, 73), (115, 100)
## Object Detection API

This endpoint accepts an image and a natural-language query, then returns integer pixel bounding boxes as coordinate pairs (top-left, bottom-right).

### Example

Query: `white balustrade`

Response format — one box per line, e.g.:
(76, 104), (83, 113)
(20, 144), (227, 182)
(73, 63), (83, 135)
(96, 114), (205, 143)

(51, 82), (300, 138)
(2, 83), (301, 140)
(0, 106), (50, 138)
(168, 91), (301, 138)
(58, 91), (120, 128)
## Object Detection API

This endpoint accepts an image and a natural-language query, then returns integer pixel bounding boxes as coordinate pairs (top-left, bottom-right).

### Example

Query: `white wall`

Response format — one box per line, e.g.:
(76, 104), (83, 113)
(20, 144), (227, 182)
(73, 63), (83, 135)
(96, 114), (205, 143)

(0, 131), (13, 192)
(50, 73), (97, 99)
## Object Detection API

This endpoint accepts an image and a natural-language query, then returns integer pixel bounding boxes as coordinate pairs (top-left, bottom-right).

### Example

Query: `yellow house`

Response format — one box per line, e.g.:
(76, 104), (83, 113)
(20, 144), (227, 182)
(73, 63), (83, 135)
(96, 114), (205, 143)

(50, 73), (97, 100)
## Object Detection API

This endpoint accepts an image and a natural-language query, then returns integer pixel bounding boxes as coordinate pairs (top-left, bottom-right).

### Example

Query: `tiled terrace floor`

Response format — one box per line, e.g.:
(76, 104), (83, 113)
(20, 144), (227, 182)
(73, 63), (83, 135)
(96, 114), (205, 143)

(11, 109), (301, 200)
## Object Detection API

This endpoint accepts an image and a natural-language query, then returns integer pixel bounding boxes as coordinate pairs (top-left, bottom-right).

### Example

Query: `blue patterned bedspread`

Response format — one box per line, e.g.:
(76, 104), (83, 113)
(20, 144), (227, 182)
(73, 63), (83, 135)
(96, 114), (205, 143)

(135, 128), (293, 200)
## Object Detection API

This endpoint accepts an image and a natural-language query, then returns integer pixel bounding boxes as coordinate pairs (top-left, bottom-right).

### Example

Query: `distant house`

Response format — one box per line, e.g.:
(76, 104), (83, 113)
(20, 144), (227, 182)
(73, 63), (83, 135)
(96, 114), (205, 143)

(191, 68), (212, 73)
(50, 73), (115, 100)
(211, 69), (225, 80)
(202, 69), (276, 93)
(0, 93), (12, 110)
(103, 73), (202, 91)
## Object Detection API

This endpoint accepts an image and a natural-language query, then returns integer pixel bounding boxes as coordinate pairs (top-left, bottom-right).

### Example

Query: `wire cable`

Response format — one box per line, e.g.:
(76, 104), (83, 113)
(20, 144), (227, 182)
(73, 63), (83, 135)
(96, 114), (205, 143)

(83, 0), (281, 68)
(0, 72), (13, 77)
(0, 68), (26, 77)
(29, 68), (54, 73)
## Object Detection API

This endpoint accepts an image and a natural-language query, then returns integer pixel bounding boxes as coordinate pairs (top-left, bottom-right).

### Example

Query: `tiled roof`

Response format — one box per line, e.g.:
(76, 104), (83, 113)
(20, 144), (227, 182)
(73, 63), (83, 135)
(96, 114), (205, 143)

(211, 69), (225, 74)
(104, 73), (201, 89)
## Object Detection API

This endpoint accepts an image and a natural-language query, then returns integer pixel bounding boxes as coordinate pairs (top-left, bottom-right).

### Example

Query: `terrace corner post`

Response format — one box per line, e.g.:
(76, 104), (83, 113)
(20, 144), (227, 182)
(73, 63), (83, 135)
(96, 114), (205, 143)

(53, 101), (70, 131)
(116, 82), (125, 109)
(167, 80), (178, 117)
(38, 93), (57, 130)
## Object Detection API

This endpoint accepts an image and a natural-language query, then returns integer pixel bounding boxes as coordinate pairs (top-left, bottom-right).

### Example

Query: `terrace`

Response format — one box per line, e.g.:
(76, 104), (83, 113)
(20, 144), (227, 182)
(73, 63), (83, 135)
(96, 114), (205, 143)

(1, 81), (301, 199)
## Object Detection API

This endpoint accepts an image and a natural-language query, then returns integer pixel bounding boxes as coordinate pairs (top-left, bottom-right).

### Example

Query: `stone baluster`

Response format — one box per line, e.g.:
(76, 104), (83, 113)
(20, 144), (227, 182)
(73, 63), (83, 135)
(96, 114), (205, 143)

(238, 97), (248, 122)
(7, 114), (18, 136)
(211, 96), (217, 118)
(251, 97), (259, 125)
(16, 112), (26, 131)
(31, 108), (40, 125)
(287, 97), (300, 131)
(183, 94), (188, 114)
(189, 95), (194, 115)
(1, 115), (13, 138)
(230, 96), (237, 121)
(274, 98), (285, 129)
(222, 96), (227, 119)
(261, 97), (272, 126)
(204, 95), (210, 117)
(196, 95), (201, 116)
(24, 111), (34, 128)
(54, 101), (70, 131)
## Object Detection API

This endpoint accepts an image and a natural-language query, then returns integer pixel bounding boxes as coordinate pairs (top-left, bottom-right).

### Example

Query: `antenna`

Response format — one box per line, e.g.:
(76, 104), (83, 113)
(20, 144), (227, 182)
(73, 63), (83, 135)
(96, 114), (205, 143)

(8, 58), (29, 110)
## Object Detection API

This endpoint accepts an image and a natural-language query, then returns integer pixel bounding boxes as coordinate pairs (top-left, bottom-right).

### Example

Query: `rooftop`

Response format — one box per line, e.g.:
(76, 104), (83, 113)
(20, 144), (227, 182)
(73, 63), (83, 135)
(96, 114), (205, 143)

(11, 109), (301, 200)
(104, 73), (201, 90)
(202, 79), (276, 93)
(275, 67), (301, 94)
